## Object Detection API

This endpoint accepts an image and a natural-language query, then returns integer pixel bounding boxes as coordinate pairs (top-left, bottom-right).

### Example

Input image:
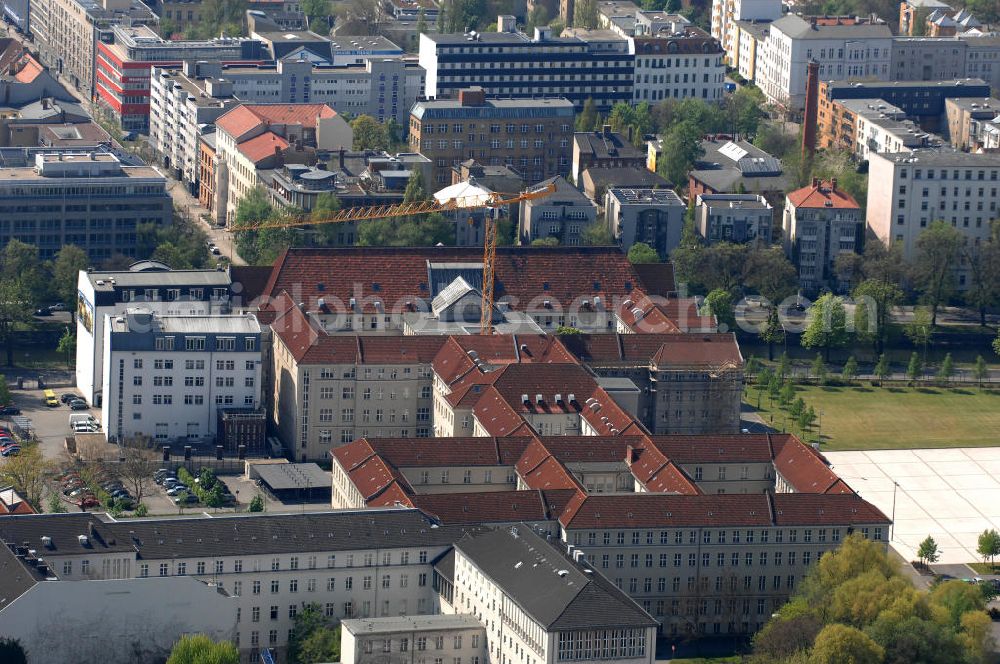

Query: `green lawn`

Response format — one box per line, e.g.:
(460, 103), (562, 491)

(966, 562), (999, 575)
(745, 384), (1000, 451)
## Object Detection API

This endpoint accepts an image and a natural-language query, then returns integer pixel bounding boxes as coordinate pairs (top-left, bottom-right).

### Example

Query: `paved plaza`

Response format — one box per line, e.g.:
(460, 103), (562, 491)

(824, 447), (1000, 565)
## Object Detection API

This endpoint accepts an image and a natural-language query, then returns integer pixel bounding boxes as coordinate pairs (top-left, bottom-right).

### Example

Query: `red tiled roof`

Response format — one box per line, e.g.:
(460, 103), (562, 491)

(237, 130), (289, 164)
(340, 437), (533, 468)
(432, 334), (576, 387)
(520, 456), (585, 492)
(646, 434), (779, 464)
(260, 246), (650, 315)
(772, 436), (853, 494)
(560, 494), (774, 528)
(216, 103), (337, 141)
(786, 179), (860, 209)
(408, 489), (578, 525)
(771, 493), (889, 525)
(631, 263), (676, 295)
(559, 333), (742, 368)
(13, 54), (43, 83)
(616, 291), (716, 333)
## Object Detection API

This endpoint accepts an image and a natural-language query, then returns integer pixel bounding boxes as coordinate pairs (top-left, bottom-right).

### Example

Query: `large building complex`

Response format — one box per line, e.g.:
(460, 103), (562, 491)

(866, 149), (1000, 288)
(95, 25), (266, 133)
(0, 151), (170, 262)
(101, 310), (263, 444)
(418, 22), (634, 110)
(409, 89), (575, 186)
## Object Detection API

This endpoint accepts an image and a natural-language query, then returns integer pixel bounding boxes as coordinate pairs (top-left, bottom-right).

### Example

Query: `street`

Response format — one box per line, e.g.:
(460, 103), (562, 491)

(165, 178), (246, 266)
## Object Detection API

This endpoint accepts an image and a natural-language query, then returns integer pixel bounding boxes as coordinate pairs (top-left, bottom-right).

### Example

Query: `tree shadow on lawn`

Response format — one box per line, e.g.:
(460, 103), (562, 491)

(886, 387), (906, 393)
(819, 385), (843, 392)
(853, 387), (874, 393)
(949, 389), (973, 395)
(915, 388), (941, 395)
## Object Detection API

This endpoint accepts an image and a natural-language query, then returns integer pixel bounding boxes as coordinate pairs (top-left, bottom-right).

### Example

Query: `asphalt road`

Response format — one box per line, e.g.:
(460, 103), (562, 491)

(166, 179), (246, 266)
(3, 387), (101, 463)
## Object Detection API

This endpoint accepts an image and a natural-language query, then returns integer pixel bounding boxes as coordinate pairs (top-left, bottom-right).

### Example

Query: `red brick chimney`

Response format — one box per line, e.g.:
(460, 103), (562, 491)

(802, 59), (820, 162)
(830, 178), (837, 191)
(458, 87), (486, 106)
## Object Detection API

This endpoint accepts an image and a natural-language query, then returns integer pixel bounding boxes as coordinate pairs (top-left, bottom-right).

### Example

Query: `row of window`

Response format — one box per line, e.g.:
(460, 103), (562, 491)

(137, 550), (431, 576)
(598, 549), (824, 570)
(573, 527), (860, 547)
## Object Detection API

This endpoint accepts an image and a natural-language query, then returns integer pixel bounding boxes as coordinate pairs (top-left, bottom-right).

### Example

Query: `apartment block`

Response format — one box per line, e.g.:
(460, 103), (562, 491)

(695, 193), (773, 245)
(731, 20), (769, 82)
(76, 265), (239, 405)
(899, 0), (953, 35)
(754, 15), (892, 110)
(0, 150), (170, 262)
(332, 432), (890, 636)
(95, 25), (266, 133)
(783, 178), (862, 293)
(866, 149), (1000, 287)
(816, 97), (907, 153)
(945, 97), (1000, 151)
(341, 615), (486, 664)
(630, 31), (725, 104)
(101, 310), (263, 444)
(31, 0), (155, 96)
(889, 37), (968, 82)
(572, 126), (646, 185)
(519, 176), (598, 246)
(710, 0), (779, 63)
(418, 23), (634, 110)
(409, 89), (575, 186)
(605, 188), (686, 259)
(854, 111), (936, 162)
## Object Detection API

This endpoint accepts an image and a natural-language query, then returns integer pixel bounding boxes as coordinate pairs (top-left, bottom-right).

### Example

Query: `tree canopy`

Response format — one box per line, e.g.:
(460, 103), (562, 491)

(627, 242), (660, 264)
(166, 634), (238, 664)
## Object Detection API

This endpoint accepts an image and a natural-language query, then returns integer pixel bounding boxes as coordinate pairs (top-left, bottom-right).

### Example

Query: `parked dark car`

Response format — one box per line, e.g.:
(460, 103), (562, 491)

(0, 406), (20, 416)
(69, 400), (89, 411)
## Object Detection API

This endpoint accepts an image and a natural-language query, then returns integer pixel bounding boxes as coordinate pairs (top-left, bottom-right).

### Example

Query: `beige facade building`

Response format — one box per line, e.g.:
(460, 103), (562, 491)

(783, 178), (862, 293)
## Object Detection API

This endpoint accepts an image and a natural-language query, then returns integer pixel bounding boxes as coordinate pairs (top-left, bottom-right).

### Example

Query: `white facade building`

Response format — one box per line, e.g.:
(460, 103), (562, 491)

(755, 15), (893, 109)
(711, 0), (780, 64)
(341, 615), (486, 664)
(695, 193), (773, 244)
(75, 265), (236, 406)
(854, 114), (932, 162)
(630, 32), (725, 104)
(783, 178), (863, 293)
(866, 149), (1000, 288)
(101, 310), (262, 444)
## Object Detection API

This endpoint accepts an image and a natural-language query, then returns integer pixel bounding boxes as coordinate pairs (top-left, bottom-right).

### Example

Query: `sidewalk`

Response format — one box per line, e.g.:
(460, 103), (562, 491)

(166, 179), (246, 266)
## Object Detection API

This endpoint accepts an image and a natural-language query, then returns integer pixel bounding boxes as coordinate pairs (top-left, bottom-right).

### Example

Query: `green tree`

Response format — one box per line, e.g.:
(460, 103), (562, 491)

(972, 355), (988, 388)
(976, 529), (1000, 567)
(779, 380), (795, 406)
(961, 223), (1000, 326)
(777, 351), (791, 381)
(702, 288), (735, 332)
(917, 535), (940, 566)
(912, 221), (962, 325)
(436, 1), (446, 30)
(801, 294), (850, 361)
(289, 602), (341, 664)
(874, 353), (891, 385)
(358, 212), (454, 246)
(248, 494), (264, 512)
(416, 6), (428, 33)
(0, 639), (27, 664)
(298, 627), (341, 664)
(936, 353), (954, 384)
(767, 373), (782, 407)
(51, 244), (89, 320)
(798, 405), (817, 433)
(572, 0), (598, 28)
(554, 325), (583, 335)
(350, 114), (390, 151)
(46, 492), (66, 513)
(759, 307), (785, 361)
(842, 356), (858, 384)
(301, 0), (332, 26)
(994, 329), (1000, 358)
(531, 236), (559, 247)
(789, 396), (805, 419)
(811, 353), (827, 385)
(309, 192), (345, 246)
(627, 242), (659, 264)
(853, 279), (904, 354)
(744, 355), (760, 381)
(905, 306), (934, 365)
(810, 624), (884, 664)
(576, 98), (598, 132)
(907, 351), (923, 382)
(743, 245), (799, 304)
(581, 221), (614, 245)
(0, 279), (33, 366)
(2, 239), (46, 307)
(403, 168), (428, 203)
(657, 120), (704, 186)
(0, 375), (11, 407)
(166, 634), (238, 664)
(525, 4), (549, 32)
(724, 85), (767, 138)
(57, 328), (75, 369)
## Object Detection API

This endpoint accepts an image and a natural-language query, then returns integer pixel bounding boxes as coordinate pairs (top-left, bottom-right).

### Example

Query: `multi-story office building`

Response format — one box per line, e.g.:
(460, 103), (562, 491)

(333, 432), (891, 637)
(409, 89), (575, 186)
(854, 112), (935, 162)
(519, 176), (598, 246)
(605, 188), (686, 259)
(341, 615), (486, 664)
(866, 149), (1000, 288)
(418, 22), (634, 110)
(0, 151), (170, 262)
(101, 310), (263, 443)
(783, 178), (862, 293)
(0, 509), (473, 664)
(889, 37), (968, 82)
(754, 15), (893, 110)
(695, 194), (773, 245)
(630, 31), (725, 104)
(31, 0), (155, 96)
(95, 25), (266, 133)
(76, 264), (240, 405)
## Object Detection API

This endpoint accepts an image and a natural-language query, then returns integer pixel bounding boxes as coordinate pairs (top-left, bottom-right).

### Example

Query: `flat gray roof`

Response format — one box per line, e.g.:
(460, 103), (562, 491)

(254, 462), (330, 490)
(342, 615), (482, 636)
(87, 269), (231, 291)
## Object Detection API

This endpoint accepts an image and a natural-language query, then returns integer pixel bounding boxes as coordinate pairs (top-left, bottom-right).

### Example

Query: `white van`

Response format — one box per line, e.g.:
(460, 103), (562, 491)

(68, 413), (97, 429)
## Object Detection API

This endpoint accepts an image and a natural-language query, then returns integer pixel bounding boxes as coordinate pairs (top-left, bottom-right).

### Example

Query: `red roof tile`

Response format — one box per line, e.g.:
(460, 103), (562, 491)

(772, 436), (853, 494)
(432, 334), (577, 387)
(560, 494), (774, 529)
(259, 246), (651, 315)
(13, 54), (43, 83)
(216, 103), (337, 141)
(771, 493), (889, 525)
(646, 434), (777, 463)
(786, 179), (860, 210)
(340, 436), (533, 468)
(520, 456), (585, 492)
(560, 333), (742, 368)
(237, 131), (289, 164)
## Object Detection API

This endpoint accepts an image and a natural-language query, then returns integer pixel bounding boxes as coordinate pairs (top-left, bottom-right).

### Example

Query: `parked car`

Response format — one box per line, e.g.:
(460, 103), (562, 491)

(33, 307), (52, 316)
(174, 494), (198, 505)
(162, 478), (181, 488)
(69, 400), (89, 411)
(60, 393), (80, 404)
(0, 406), (20, 416)
(211, 247), (221, 255)
(78, 496), (99, 509)
(166, 486), (189, 496)
(1, 446), (20, 456)
(48, 303), (66, 312)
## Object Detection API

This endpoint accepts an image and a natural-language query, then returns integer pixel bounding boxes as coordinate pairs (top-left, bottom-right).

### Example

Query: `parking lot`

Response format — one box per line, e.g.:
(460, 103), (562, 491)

(1, 386), (104, 461)
(825, 447), (1000, 565)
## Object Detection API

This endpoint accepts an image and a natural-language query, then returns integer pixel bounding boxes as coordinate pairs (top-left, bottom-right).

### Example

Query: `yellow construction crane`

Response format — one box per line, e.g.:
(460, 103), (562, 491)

(227, 181), (556, 335)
